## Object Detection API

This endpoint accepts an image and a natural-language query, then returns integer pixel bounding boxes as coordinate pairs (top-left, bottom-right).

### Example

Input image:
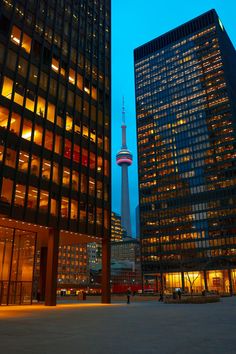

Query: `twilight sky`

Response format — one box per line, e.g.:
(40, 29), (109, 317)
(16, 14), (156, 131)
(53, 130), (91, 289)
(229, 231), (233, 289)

(111, 0), (236, 237)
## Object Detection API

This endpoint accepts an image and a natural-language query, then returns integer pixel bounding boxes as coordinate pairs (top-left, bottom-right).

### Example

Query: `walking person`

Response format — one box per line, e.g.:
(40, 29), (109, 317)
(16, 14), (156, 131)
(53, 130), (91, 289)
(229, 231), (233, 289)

(158, 291), (164, 302)
(127, 287), (131, 304)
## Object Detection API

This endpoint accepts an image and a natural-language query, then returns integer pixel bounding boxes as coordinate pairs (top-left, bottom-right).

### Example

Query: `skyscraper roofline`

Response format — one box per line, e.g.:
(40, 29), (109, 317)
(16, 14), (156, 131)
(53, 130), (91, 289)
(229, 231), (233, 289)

(134, 9), (218, 61)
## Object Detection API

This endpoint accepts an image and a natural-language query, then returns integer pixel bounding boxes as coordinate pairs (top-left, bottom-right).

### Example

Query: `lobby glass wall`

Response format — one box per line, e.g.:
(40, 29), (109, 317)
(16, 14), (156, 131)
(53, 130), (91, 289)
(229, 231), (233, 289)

(0, 226), (36, 305)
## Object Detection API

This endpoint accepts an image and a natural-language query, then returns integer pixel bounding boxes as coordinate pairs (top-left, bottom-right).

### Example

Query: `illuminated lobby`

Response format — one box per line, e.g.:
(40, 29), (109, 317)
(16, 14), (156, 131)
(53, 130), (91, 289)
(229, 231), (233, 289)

(0, 0), (111, 305)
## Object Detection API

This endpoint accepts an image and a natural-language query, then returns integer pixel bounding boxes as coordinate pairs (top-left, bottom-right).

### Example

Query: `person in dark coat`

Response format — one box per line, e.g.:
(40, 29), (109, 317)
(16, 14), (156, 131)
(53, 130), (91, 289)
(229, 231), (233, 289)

(158, 291), (164, 302)
(127, 288), (131, 304)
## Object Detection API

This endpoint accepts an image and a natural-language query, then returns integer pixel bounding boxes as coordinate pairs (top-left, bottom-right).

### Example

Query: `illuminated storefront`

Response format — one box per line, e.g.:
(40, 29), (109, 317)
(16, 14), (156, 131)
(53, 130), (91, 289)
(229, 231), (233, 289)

(135, 10), (236, 294)
(0, 0), (111, 305)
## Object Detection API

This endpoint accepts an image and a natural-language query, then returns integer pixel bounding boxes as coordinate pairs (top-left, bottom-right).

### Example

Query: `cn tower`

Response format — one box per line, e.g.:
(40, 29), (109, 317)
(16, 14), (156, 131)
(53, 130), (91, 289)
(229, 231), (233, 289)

(116, 100), (133, 236)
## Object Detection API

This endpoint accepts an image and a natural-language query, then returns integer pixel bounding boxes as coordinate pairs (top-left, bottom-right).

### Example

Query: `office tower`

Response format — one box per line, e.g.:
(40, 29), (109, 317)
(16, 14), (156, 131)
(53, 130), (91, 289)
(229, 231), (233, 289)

(116, 103), (132, 236)
(0, 0), (111, 305)
(134, 10), (236, 294)
(135, 205), (140, 238)
(111, 211), (126, 242)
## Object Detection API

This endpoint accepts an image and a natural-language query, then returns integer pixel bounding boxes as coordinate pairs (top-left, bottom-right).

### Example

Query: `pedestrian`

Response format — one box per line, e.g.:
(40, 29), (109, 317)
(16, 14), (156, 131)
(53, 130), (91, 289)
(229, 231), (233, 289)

(36, 289), (40, 303)
(158, 291), (164, 302)
(177, 288), (182, 300)
(127, 287), (131, 304)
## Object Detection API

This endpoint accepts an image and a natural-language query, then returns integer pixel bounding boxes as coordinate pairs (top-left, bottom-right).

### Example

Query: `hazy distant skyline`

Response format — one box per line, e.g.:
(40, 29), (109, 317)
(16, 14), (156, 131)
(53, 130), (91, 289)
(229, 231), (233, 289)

(112, 0), (236, 236)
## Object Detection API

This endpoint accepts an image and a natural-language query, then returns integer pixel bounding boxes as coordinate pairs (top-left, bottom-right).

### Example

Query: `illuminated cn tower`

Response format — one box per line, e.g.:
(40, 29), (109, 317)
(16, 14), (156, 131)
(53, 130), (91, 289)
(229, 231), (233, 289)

(116, 99), (133, 236)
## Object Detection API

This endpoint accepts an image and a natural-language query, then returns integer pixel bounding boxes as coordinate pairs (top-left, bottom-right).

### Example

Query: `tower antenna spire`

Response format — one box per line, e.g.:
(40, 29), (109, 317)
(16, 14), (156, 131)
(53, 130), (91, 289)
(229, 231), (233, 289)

(122, 96), (125, 125)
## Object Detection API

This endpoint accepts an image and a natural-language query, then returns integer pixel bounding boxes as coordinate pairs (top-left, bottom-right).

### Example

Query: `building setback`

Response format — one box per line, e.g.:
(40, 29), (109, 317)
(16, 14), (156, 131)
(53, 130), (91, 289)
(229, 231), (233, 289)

(0, 0), (111, 305)
(134, 9), (236, 294)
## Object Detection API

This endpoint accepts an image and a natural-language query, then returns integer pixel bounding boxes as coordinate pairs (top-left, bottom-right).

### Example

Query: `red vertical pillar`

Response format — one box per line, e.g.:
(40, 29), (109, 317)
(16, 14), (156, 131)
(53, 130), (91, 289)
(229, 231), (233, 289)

(45, 228), (59, 306)
(101, 236), (111, 303)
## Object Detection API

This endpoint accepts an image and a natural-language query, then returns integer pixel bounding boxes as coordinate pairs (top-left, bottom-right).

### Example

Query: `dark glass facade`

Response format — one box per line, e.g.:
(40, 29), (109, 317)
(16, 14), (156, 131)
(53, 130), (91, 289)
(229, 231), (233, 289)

(0, 0), (111, 305)
(134, 10), (236, 294)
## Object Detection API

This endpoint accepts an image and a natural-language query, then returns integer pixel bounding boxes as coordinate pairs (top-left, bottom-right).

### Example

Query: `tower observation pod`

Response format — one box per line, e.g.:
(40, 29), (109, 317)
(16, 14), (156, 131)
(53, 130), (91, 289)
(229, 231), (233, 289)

(116, 100), (133, 236)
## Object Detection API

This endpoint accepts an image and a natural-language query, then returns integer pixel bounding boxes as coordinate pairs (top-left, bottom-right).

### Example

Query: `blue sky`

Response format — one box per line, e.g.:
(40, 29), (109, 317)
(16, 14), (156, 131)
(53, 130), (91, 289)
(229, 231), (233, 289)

(111, 0), (236, 237)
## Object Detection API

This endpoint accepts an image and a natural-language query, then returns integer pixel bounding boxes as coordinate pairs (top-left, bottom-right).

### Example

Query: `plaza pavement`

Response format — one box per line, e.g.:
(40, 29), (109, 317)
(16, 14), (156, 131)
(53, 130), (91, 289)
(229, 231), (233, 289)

(0, 295), (235, 354)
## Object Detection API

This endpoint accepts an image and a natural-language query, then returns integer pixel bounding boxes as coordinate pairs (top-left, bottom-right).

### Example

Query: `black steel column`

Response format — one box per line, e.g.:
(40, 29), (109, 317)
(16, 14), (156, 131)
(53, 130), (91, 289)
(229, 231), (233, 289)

(101, 237), (110, 303)
(45, 228), (59, 306)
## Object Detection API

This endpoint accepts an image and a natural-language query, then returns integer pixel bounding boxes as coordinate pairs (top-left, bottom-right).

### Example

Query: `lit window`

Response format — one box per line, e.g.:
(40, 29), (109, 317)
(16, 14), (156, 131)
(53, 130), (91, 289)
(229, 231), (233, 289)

(51, 57), (59, 73)
(22, 33), (32, 53)
(61, 198), (69, 218)
(36, 96), (45, 117)
(42, 159), (51, 180)
(18, 151), (29, 172)
(72, 171), (79, 191)
(47, 102), (55, 123)
(66, 114), (73, 131)
(72, 144), (80, 163)
(10, 26), (21, 46)
(14, 183), (26, 207)
(70, 200), (78, 220)
(5, 148), (16, 168)
(33, 124), (43, 146)
(77, 73), (83, 91)
(52, 162), (59, 184)
(27, 186), (38, 209)
(22, 119), (32, 141)
(1, 77), (13, 99)
(39, 190), (49, 212)
(1, 177), (13, 204)
(0, 106), (9, 129)
(82, 148), (88, 167)
(31, 155), (40, 177)
(54, 134), (62, 155)
(69, 68), (76, 84)
(50, 198), (57, 216)
(63, 167), (70, 187)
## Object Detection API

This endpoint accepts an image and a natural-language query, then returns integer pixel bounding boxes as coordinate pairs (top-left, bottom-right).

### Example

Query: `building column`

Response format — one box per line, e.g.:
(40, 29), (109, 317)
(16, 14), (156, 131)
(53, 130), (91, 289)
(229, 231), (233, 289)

(228, 269), (233, 296)
(39, 247), (47, 301)
(45, 228), (59, 306)
(181, 272), (185, 291)
(101, 237), (111, 303)
(203, 270), (208, 291)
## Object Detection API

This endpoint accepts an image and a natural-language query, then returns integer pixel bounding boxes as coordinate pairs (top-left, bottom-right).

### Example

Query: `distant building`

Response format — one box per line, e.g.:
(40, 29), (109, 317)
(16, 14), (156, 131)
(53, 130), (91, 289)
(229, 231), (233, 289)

(111, 237), (142, 292)
(111, 211), (127, 241)
(57, 245), (89, 291)
(134, 9), (236, 294)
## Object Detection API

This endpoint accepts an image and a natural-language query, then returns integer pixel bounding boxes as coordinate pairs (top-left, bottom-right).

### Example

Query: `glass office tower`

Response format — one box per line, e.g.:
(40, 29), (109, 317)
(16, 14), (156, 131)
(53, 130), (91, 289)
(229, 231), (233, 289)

(134, 10), (236, 294)
(0, 0), (111, 305)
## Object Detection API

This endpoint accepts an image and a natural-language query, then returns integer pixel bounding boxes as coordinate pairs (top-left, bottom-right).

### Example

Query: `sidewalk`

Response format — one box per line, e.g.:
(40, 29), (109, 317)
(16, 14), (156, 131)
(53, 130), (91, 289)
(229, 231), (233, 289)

(0, 296), (235, 354)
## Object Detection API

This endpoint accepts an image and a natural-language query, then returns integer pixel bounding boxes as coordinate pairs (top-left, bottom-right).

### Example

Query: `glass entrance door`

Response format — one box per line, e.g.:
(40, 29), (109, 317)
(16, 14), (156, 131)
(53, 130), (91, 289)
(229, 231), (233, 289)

(0, 226), (36, 305)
